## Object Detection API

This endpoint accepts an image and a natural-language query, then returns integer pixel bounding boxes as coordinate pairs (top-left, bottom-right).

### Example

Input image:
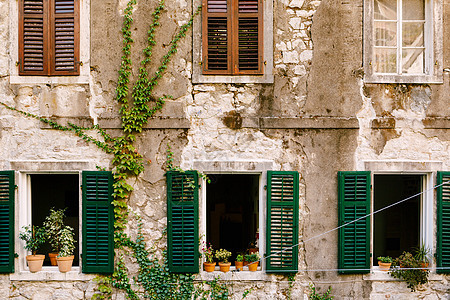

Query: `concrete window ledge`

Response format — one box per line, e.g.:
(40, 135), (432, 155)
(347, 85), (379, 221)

(10, 267), (96, 281)
(363, 270), (443, 282)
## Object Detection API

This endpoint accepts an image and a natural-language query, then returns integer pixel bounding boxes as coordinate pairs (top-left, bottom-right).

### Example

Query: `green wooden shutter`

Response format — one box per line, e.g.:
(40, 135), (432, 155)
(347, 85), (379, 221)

(167, 171), (199, 273)
(338, 171), (370, 274)
(0, 171), (15, 273)
(437, 171), (450, 274)
(82, 171), (114, 274)
(266, 171), (299, 273)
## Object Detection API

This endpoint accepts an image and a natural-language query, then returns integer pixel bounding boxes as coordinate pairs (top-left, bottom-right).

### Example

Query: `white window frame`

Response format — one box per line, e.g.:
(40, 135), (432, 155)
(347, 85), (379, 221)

(363, 0), (443, 83)
(192, 0), (274, 83)
(9, 0), (91, 85)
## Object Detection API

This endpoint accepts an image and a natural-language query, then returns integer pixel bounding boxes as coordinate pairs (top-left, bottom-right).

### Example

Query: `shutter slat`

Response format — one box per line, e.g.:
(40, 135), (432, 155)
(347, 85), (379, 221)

(82, 171), (114, 274)
(0, 171), (15, 273)
(266, 171), (299, 273)
(338, 171), (370, 274)
(167, 171), (199, 273)
(437, 172), (450, 273)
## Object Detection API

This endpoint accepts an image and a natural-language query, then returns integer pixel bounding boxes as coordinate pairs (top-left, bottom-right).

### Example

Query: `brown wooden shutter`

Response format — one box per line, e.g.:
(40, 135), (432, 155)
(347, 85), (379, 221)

(50, 0), (80, 75)
(202, 0), (231, 74)
(19, 0), (79, 76)
(234, 0), (262, 74)
(202, 0), (262, 75)
(19, 0), (47, 75)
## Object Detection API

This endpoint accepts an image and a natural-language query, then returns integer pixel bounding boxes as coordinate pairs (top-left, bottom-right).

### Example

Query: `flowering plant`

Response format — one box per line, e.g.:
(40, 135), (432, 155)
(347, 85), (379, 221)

(215, 249), (232, 263)
(201, 242), (215, 263)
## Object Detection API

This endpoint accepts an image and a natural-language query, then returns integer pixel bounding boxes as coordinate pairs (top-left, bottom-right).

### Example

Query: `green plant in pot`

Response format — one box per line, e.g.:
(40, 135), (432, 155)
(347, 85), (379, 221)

(43, 208), (67, 266)
(377, 256), (393, 271)
(56, 226), (75, 273)
(235, 254), (244, 271)
(389, 251), (429, 291)
(245, 252), (260, 272)
(19, 225), (46, 272)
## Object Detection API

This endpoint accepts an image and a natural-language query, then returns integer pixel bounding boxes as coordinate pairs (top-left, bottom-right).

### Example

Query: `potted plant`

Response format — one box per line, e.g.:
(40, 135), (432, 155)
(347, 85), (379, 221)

(202, 242), (215, 272)
(377, 256), (393, 271)
(43, 208), (66, 266)
(245, 252), (260, 272)
(235, 254), (244, 271)
(56, 226), (75, 272)
(19, 225), (46, 272)
(389, 251), (429, 291)
(414, 244), (431, 268)
(215, 249), (232, 272)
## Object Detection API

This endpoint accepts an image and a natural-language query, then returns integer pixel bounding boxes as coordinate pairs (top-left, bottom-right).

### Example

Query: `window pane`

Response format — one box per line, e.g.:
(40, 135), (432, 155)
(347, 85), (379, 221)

(374, 21), (397, 46)
(402, 22), (424, 47)
(402, 0), (424, 20)
(374, 0), (397, 20)
(402, 49), (424, 73)
(374, 48), (397, 73)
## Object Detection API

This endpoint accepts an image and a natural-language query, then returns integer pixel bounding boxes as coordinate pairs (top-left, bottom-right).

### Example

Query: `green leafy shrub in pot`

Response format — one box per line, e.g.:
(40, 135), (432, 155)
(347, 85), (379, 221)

(377, 256), (393, 263)
(19, 225), (46, 255)
(389, 251), (429, 291)
(58, 226), (75, 257)
(43, 208), (67, 254)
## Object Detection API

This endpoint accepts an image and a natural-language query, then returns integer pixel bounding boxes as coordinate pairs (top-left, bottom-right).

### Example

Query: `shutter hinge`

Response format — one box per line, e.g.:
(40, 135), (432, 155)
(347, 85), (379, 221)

(264, 61), (267, 65)
(264, 185), (267, 190)
(15, 61), (20, 66)
(80, 185), (83, 190)
(15, 185), (18, 190)
(76, 61), (83, 66)
(199, 61), (202, 65)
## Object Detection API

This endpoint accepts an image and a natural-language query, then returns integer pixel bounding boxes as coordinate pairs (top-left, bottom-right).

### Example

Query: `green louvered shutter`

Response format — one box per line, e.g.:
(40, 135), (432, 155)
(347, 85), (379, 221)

(167, 171), (199, 273)
(437, 171), (450, 274)
(82, 171), (114, 274)
(0, 171), (14, 273)
(266, 171), (299, 273)
(338, 171), (370, 274)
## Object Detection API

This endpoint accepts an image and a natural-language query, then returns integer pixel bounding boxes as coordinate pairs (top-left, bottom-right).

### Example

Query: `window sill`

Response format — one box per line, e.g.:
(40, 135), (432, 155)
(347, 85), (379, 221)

(192, 73), (274, 84)
(9, 75), (90, 85)
(197, 268), (267, 281)
(10, 267), (96, 281)
(363, 74), (443, 84)
(363, 269), (442, 282)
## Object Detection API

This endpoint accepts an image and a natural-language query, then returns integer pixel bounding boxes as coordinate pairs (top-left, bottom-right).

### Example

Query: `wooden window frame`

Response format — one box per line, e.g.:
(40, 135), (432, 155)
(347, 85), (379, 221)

(18, 0), (80, 76)
(201, 0), (264, 75)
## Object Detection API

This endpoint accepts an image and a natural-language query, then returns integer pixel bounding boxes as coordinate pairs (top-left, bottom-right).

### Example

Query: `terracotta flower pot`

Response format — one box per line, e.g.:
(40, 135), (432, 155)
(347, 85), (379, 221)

(48, 252), (58, 266)
(56, 255), (74, 273)
(378, 261), (391, 271)
(235, 261), (244, 271)
(247, 261), (259, 272)
(219, 262), (231, 273)
(203, 262), (216, 272)
(26, 254), (45, 273)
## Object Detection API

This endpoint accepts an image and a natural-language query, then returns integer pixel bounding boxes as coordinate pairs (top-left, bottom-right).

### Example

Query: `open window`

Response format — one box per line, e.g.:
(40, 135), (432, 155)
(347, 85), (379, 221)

(166, 170), (299, 273)
(337, 171), (450, 274)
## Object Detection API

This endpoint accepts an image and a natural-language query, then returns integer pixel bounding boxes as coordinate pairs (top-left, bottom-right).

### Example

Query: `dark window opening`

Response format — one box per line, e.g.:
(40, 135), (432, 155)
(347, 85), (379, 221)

(374, 174), (422, 264)
(206, 174), (259, 261)
(30, 174), (79, 266)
